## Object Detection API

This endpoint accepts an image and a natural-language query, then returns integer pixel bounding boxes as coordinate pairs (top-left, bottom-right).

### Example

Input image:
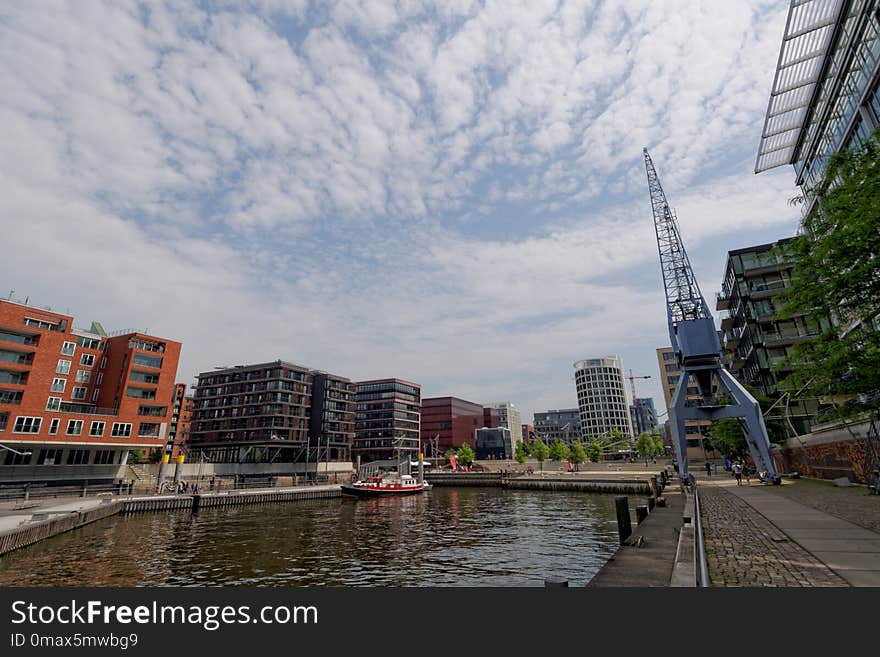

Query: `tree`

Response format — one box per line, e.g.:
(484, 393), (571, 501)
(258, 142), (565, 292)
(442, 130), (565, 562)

(704, 420), (747, 460)
(514, 440), (529, 464)
(127, 450), (143, 464)
(586, 440), (603, 463)
(548, 438), (569, 462)
(456, 443), (475, 466)
(443, 448), (455, 465)
(531, 437), (549, 471)
(148, 448), (163, 463)
(776, 130), (880, 419)
(635, 432), (657, 461)
(569, 440), (586, 469)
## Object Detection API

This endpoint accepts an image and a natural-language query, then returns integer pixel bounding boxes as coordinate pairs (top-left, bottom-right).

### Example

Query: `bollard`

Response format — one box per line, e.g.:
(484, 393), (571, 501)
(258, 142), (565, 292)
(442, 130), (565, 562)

(647, 496), (656, 511)
(636, 504), (649, 525)
(650, 476), (660, 497)
(545, 578), (569, 587)
(656, 496), (667, 507)
(192, 495), (202, 513)
(80, 482), (88, 498)
(615, 496), (632, 545)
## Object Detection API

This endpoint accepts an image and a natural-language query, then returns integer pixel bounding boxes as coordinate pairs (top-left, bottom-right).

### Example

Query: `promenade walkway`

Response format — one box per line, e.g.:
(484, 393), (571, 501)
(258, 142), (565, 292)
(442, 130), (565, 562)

(700, 474), (880, 587)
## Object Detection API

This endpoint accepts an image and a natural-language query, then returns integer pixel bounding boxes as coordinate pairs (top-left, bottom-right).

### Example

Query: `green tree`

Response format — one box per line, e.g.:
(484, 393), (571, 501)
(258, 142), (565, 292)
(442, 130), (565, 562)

(586, 440), (603, 463)
(443, 448), (455, 465)
(652, 432), (666, 457)
(635, 432), (657, 460)
(569, 440), (586, 470)
(148, 448), (163, 464)
(704, 420), (747, 460)
(548, 438), (569, 462)
(127, 450), (143, 464)
(531, 437), (549, 471)
(456, 443), (475, 466)
(514, 440), (529, 464)
(777, 130), (880, 418)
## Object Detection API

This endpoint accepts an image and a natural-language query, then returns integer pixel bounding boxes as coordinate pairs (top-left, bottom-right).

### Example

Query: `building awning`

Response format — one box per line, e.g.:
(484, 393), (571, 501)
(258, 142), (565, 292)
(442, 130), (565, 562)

(755, 0), (846, 173)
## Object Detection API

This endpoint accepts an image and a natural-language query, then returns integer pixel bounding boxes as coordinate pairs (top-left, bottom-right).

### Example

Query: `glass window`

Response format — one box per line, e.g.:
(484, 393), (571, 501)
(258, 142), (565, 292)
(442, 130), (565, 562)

(89, 421), (105, 437)
(71, 387), (87, 400)
(56, 359), (71, 374)
(61, 341), (76, 356)
(66, 420), (83, 436)
(48, 418), (60, 435)
(13, 416), (42, 433)
(133, 354), (162, 369)
(80, 354), (95, 367)
(75, 370), (91, 383)
(111, 423), (132, 437)
(46, 397), (61, 411)
(51, 377), (66, 392)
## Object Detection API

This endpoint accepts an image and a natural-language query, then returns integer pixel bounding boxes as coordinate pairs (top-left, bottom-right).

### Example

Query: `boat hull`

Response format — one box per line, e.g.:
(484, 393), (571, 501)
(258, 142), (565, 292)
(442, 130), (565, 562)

(341, 483), (427, 497)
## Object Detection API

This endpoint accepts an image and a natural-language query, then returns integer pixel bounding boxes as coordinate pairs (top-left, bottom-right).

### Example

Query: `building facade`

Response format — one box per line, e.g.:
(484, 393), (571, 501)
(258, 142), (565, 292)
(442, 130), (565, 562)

(167, 382), (194, 459)
(189, 361), (355, 465)
(420, 397), (483, 455)
(521, 424), (535, 444)
(717, 239), (830, 435)
(533, 408), (582, 446)
(655, 347), (711, 461)
(0, 299), (181, 483)
(484, 402), (523, 448)
(756, 0), (880, 204)
(475, 427), (513, 460)
(630, 397), (659, 436)
(353, 378), (421, 463)
(574, 356), (634, 439)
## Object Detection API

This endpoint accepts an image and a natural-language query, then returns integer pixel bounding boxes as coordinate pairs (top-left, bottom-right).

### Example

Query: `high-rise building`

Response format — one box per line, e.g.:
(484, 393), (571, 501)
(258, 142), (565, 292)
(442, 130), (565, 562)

(574, 356), (634, 439)
(484, 402), (523, 448)
(630, 397), (659, 435)
(533, 408), (581, 446)
(353, 378), (421, 463)
(0, 299), (181, 483)
(655, 347), (710, 461)
(756, 0), (880, 211)
(167, 382), (194, 459)
(420, 397), (483, 455)
(189, 361), (355, 465)
(521, 424), (535, 444)
(716, 239), (830, 435)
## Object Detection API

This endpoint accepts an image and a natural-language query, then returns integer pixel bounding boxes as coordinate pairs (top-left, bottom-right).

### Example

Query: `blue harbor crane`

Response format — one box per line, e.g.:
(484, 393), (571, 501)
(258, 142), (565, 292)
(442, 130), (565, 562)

(643, 148), (781, 485)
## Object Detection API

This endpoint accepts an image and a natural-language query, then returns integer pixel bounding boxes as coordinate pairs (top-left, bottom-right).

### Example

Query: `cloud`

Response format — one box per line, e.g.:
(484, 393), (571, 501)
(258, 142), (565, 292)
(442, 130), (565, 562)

(0, 0), (798, 422)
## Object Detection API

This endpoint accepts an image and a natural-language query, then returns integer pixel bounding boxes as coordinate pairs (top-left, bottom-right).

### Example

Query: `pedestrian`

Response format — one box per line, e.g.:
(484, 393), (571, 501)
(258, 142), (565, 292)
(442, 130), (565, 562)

(732, 461), (743, 486)
(744, 465), (752, 485)
(705, 461), (712, 478)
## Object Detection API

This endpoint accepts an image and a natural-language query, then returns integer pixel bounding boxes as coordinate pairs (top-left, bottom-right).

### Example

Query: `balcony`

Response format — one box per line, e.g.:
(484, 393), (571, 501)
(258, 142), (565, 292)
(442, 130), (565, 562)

(763, 330), (821, 348)
(58, 402), (119, 416)
(715, 291), (730, 311)
(724, 325), (746, 348)
(742, 251), (792, 276)
(719, 313), (735, 330)
(748, 280), (789, 300)
(0, 329), (39, 348)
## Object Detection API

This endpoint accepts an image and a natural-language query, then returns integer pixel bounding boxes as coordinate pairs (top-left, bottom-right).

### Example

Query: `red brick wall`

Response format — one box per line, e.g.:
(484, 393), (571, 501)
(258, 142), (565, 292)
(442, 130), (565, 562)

(778, 438), (871, 483)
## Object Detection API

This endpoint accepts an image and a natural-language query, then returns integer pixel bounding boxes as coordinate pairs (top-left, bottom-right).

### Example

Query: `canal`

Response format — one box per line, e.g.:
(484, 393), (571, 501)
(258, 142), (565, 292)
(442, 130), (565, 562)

(0, 488), (620, 586)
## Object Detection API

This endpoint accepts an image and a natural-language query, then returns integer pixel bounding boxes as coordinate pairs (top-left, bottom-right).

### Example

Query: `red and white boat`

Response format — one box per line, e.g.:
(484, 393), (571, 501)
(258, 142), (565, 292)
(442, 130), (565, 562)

(341, 473), (430, 497)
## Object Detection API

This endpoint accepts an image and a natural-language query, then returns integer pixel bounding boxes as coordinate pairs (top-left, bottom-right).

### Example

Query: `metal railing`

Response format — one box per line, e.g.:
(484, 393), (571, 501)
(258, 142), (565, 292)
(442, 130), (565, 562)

(693, 482), (710, 587)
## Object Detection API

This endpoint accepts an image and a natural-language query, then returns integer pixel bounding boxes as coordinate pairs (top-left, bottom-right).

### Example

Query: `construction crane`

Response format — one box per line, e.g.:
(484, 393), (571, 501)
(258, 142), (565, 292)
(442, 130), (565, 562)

(627, 369), (651, 405)
(643, 148), (781, 484)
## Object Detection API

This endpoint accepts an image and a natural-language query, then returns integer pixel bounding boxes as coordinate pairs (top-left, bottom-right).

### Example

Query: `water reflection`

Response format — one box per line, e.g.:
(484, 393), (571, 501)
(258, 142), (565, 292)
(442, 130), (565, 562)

(0, 489), (620, 587)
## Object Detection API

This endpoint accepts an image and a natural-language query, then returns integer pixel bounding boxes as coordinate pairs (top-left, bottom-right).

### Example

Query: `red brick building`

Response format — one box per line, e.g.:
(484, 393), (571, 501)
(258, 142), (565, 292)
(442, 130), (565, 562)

(482, 406), (500, 428)
(420, 397), (484, 454)
(0, 299), (181, 483)
(168, 382), (194, 460)
(521, 424), (535, 444)
(354, 378), (421, 463)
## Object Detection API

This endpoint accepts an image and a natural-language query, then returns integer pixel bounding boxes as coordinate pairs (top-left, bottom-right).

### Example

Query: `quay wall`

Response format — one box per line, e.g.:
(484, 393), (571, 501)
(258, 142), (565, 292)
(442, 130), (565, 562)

(774, 418), (874, 484)
(425, 473), (653, 494)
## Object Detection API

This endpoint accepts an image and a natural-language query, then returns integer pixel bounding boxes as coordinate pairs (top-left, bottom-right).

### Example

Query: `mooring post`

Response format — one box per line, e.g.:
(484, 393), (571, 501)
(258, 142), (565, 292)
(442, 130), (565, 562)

(636, 504), (649, 525)
(615, 496), (632, 545)
(544, 577), (569, 587)
(647, 495), (656, 511)
(650, 475), (660, 496)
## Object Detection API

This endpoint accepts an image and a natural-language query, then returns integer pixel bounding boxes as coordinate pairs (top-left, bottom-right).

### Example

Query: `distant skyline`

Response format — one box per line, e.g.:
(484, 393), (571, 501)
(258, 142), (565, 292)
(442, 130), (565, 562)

(1, 1), (800, 423)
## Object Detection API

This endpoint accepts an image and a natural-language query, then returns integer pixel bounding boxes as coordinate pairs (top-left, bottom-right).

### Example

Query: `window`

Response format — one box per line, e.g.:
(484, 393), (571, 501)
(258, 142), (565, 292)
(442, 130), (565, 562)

(129, 371), (159, 384)
(92, 388), (100, 401)
(71, 387), (87, 400)
(77, 336), (101, 350)
(66, 419), (83, 436)
(126, 387), (156, 399)
(100, 356), (107, 369)
(48, 418), (60, 435)
(0, 411), (8, 431)
(5, 450), (30, 465)
(37, 448), (62, 465)
(138, 422), (160, 437)
(80, 354), (95, 367)
(75, 370), (91, 383)
(111, 423), (132, 437)
(94, 450), (115, 465)
(138, 405), (167, 417)
(56, 359), (71, 374)
(66, 449), (89, 465)
(13, 416), (42, 433)
(0, 389), (23, 404)
(46, 397), (61, 411)
(96, 372), (103, 385)
(133, 354), (163, 369)
(61, 341), (76, 356)
(89, 421), (105, 437)
(663, 351), (674, 361)
(51, 377), (66, 392)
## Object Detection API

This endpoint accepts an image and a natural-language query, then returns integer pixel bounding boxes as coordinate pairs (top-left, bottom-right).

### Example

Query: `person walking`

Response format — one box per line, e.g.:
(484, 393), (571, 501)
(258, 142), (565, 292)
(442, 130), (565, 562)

(732, 461), (743, 486)
(705, 461), (712, 478)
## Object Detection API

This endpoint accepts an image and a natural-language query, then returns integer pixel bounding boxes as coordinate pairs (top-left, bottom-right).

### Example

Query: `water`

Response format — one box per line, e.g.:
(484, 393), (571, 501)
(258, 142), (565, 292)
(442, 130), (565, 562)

(0, 488), (620, 586)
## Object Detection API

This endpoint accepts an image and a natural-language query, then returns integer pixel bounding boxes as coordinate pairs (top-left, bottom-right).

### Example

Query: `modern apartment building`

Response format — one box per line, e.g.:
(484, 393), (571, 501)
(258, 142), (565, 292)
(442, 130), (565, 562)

(167, 382), (194, 459)
(484, 402), (523, 448)
(482, 406), (500, 429)
(420, 397), (483, 455)
(475, 427), (514, 460)
(630, 397), (659, 435)
(189, 361), (355, 465)
(521, 424), (535, 444)
(574, 356), (634, 439)
(756, 0), (880, 206)
(533, 408), (582, 446)
(716, 239), (830, 435)
(655, 347), (711, 461)
(353, 378), (421, 463)
(0, 299), (181, 483)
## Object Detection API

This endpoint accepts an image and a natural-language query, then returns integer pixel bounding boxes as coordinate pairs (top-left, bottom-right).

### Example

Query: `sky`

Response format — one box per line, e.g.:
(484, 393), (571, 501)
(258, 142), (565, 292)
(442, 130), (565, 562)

(0, 0), (802, 424)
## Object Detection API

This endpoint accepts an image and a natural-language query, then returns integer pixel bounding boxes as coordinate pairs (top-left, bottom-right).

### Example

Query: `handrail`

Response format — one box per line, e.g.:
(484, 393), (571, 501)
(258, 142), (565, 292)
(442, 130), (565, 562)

(693, 483), (710, 587)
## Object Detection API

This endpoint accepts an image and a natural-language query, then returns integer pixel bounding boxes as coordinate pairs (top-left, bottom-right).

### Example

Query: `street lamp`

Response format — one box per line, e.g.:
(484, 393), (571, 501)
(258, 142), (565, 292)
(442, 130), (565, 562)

(0, 444), (32, 458)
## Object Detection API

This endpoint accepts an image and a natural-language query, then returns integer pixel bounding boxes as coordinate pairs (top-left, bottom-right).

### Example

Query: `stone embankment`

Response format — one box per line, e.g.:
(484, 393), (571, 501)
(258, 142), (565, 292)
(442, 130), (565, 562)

(425, 472), (659, 495)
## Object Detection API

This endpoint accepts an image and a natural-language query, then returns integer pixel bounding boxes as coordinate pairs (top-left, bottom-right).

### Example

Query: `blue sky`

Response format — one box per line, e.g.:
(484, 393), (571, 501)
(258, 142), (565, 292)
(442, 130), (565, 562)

(0, 0), (801, 424)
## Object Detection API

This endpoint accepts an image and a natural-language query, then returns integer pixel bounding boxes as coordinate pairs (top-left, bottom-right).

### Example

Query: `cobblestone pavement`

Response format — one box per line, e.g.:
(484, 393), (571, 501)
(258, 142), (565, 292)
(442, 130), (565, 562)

(699, 484), (848, 587)
(765, 478), (880, 535)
